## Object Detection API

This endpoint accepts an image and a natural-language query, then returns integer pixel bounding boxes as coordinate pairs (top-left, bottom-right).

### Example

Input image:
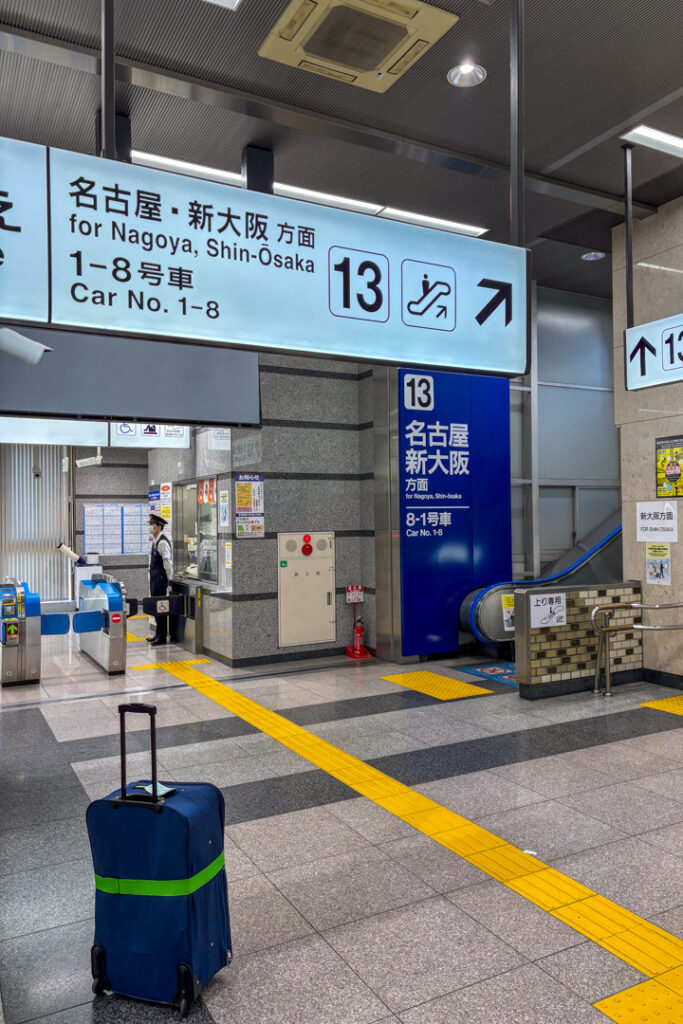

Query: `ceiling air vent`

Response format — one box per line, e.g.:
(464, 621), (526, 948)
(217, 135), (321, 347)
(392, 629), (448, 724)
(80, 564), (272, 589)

(259, 0), (458, 93)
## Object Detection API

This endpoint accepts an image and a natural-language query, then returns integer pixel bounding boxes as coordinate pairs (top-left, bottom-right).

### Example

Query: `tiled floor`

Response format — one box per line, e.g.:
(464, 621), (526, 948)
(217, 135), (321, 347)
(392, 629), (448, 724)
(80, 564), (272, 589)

(2, 637), (683, 1022)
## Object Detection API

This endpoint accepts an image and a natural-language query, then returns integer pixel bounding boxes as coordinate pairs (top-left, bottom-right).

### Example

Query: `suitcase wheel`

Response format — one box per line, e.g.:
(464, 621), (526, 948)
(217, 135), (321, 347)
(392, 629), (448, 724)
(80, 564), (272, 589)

(175, 962), (197, 1017)
(90, 943), (111, 996)
(179, 998), (189, 1018)
(227, 948), (233, 966)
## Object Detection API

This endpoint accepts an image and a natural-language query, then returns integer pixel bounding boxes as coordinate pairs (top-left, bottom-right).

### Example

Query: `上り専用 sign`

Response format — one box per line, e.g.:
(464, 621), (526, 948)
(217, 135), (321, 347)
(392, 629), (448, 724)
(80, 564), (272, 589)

(1, 135), (529, 375)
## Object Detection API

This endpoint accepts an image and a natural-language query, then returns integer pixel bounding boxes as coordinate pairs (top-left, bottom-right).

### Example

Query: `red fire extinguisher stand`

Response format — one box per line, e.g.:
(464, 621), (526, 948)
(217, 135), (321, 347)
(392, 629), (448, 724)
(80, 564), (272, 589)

(346, 598), (372, 660)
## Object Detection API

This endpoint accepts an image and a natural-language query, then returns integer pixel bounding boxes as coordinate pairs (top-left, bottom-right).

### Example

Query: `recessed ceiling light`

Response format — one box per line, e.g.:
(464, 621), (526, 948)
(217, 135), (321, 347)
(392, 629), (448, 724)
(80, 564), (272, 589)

(447, 62), (487, 87)
(620, 124), (683, 159)
(581, 251), (606, 262)
(200, 0), (244, 10)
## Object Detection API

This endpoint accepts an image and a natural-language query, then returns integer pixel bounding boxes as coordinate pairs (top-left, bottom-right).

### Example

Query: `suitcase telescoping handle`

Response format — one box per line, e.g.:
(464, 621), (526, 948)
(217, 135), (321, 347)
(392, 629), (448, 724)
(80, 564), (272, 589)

(116, 703), (160, 809)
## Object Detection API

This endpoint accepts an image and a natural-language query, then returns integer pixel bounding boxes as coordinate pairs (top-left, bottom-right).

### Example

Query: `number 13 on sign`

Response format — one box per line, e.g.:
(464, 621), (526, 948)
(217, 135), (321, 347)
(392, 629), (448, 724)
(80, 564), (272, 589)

(329, 247), (389, 322)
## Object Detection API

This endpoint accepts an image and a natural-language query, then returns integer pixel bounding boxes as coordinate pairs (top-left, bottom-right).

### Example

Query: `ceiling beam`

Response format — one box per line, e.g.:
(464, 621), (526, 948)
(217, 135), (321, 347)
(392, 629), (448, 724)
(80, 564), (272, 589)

(0, 23), (656, 219)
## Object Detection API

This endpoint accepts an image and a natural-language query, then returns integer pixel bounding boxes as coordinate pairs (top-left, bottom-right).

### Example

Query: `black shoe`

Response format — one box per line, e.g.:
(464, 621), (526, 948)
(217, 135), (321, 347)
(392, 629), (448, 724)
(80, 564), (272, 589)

(150, 637), (167, 647)
(145, 637), (158, 643)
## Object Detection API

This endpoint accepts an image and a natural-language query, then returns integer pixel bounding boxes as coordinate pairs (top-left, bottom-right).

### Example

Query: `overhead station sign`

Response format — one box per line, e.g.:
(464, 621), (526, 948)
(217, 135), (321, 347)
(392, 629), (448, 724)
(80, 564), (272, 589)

(625, 312), (683, 391)
(1, 135), (529, 374)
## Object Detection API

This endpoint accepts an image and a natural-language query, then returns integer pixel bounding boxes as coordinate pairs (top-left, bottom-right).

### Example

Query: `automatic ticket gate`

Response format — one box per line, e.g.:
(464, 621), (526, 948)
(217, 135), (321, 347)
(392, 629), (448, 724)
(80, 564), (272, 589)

(76, 575), (132, 675)
(0, 580), (42, 685)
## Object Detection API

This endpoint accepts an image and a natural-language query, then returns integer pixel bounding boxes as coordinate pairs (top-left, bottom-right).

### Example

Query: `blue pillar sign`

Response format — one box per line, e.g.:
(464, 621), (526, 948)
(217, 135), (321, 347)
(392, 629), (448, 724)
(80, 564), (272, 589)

(398, 368), (512, 657)
(0, 135), (529, 375)
(625, 313), (683, 391)
(0, 137), (49, 323)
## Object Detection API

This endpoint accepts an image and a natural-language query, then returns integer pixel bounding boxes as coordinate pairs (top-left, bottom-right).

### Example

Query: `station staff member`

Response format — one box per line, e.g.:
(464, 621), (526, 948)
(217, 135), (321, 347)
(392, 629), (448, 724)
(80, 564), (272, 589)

(148, 514), (173, 646)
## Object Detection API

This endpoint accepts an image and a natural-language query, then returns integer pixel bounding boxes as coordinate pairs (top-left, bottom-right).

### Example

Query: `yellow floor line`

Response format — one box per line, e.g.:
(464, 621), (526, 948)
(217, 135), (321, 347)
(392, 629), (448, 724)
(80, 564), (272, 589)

(640, 694), (683, 716)
(381, 670), (492, 700)
(134, 658), (683, 1021)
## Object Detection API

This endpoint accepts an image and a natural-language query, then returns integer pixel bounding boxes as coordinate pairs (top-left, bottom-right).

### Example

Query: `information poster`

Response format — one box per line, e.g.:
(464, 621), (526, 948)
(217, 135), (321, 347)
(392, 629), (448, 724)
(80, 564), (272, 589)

(219, 489), (230, 528)
(637, 501), (677, 542)
(84, 502), (148, 555)
(530, 592), (567, 629)
(235, 473), (264, 538)
(501, 594), (515, 632)
(656, 436), (683, 498)
(647, 543), (671, 585)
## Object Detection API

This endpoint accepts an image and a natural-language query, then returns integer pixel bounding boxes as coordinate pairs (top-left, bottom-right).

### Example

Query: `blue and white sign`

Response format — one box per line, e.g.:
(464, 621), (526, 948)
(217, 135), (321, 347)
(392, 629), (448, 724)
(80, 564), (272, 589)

(625, 312), (683, 391)
(0, 136), (529, 374)
(0, 137), (49, 323)
(398, 368), (512, 657)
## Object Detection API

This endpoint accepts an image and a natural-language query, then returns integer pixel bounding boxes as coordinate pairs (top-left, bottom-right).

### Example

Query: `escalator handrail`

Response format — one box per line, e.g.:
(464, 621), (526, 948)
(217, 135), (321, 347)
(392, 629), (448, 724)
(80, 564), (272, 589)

(468, 525), (623, 645)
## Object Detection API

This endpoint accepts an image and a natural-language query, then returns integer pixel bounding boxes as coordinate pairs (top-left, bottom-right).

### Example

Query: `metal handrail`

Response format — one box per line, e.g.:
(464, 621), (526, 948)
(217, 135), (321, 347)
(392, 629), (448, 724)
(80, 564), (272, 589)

(591, 601), (683, 696)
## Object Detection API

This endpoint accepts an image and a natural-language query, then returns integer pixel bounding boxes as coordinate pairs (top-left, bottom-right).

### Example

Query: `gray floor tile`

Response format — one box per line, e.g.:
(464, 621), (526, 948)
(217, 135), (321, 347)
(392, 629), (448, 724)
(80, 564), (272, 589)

(203, 934), (388, 1024)
(324, 798), (415, 843)
(623, 730), (683, 762)
(223, 834), (261, 883)
(648, 903), (683, 938)
(0, 816), (90, 877)
(449, 879), (584, 959)
(379, 834), (483, 893)
(342, 730), (427, 760)
(324, 896), (524, 1013)
(559, 780), (683, 834)
(0, 918), (94, 1024)
(559, 740), (682, 781)
(227, 806), (370, 872)
(229, 874), (314, 954)
(259, 749), (313, 776)
(551, 836), (683, 917)
(0, 857), (94, 941)
(398, 963), (607, 1023)
(0, 783), (90, 833)
(156, 737), (252, 771)
(24, 996), (215, 1022)
(631, 767), (683, 801)
(489, 756), (608, 797)
(536, 941), (647, 1002)
(415, 770), (544, 819)
(640, 820), (683, 858)
(173, 758), (279, 788)
(478, 799), (626, 860)
(268, 846), (435, 931)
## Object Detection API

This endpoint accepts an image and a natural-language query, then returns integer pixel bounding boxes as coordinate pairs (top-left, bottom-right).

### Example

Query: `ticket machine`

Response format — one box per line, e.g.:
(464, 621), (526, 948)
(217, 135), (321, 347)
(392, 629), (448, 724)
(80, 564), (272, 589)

(0, 579), (42, 685)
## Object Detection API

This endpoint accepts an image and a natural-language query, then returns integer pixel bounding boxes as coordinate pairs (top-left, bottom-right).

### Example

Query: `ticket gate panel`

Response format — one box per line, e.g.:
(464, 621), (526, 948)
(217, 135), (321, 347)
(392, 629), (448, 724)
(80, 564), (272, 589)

(1, 581), (41, 685)
(77, 576), (127, 675)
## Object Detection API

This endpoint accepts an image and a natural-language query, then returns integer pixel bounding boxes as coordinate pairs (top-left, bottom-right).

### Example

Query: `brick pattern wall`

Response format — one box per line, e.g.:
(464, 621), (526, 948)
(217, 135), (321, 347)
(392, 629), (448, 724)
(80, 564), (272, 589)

(527, 583), (642, 685)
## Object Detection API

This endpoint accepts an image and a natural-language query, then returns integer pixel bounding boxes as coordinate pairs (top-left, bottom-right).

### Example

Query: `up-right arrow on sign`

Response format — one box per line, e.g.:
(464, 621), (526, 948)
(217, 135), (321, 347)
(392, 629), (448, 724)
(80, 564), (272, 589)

(625, 313), (683, 391)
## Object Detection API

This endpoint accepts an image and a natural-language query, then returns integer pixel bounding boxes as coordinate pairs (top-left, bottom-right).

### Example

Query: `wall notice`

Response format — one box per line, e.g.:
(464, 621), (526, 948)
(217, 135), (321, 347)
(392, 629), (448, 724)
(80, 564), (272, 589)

(501, 593), (515, 632)
(530, 592), (567, 629)
(637, 501), (677, 542)
(646, 543), (671, 585)
(656, 436), (683, 498)
(235, 473), (264, 538)
(219, 489), (230, 528)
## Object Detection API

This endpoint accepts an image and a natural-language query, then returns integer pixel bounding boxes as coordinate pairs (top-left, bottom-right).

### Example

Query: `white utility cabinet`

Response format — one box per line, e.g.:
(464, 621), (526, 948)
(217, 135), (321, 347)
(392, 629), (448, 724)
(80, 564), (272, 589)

(277, 532), (335, 647)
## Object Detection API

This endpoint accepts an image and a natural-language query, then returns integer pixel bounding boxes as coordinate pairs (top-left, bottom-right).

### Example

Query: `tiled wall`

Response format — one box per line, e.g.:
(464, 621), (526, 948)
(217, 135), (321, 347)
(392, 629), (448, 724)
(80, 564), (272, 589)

(516, 582), (642, 698)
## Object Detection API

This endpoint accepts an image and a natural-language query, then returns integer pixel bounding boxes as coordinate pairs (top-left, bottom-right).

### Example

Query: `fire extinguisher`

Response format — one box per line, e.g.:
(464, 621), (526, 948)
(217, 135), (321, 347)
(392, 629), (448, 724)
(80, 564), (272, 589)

(346, 605), (372, 660)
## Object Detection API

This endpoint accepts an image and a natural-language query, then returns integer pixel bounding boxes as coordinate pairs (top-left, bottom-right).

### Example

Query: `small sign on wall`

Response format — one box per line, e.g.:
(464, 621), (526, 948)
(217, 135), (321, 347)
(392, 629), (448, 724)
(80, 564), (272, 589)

(346, 585), (364, 603)
(501, 593), (515, 632)
(530, 592), (567, 629)
(646, 543), (671, 586)
(637, 501), (677, 542)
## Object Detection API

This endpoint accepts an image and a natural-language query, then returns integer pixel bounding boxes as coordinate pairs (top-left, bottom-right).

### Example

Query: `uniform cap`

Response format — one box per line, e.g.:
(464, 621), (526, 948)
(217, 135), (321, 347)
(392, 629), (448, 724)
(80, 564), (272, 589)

(149, 514), (168, 527)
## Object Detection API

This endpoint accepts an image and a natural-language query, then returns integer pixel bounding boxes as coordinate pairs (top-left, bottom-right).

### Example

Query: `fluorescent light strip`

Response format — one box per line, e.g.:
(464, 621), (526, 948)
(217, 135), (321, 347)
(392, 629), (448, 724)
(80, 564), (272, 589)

(132, 151), (488, 236)
(637, 261), (683, 275)
(379, 206), (488, 237)
(620, 124), (683, 159)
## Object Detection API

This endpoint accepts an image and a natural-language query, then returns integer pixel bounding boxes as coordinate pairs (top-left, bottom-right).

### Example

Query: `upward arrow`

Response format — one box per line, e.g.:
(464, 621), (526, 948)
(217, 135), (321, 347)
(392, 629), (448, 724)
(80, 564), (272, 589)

(629, 336), (657, 377)
(476, 279), (513, 326)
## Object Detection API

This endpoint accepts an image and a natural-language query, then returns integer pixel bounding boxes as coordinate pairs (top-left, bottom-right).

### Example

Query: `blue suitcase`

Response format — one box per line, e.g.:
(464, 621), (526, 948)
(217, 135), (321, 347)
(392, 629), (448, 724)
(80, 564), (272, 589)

(86, 703), (232, 1016)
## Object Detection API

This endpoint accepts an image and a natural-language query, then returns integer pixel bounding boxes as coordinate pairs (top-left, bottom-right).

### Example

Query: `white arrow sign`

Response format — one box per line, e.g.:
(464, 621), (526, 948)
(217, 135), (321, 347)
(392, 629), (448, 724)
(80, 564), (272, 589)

(625, 313), (683, 391)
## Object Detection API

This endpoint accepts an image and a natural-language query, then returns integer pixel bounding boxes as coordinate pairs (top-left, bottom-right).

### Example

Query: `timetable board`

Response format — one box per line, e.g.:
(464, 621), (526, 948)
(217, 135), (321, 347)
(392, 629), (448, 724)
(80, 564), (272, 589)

(83, 503), (149, 556)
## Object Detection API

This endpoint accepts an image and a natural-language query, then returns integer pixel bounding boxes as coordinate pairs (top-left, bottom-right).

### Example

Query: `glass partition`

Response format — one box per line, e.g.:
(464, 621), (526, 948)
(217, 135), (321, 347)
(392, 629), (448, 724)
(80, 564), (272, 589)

(172, 478), (217, 583)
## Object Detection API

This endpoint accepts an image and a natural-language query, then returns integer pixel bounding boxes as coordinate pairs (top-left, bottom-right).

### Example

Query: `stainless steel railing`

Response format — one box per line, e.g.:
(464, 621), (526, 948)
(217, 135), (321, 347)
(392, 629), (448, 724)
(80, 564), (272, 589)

(591, 601), (683, 696)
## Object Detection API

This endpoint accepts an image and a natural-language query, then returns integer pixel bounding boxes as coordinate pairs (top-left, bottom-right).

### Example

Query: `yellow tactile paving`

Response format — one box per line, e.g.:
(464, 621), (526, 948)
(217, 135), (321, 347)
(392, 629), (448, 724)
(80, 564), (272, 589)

(143, 658), (683, 1015)
(640, 694), (683, 716)
(551, 895), (645, 943)
(507, 868), (595, 911)
(380, 670), (493, 700)
(594, 980), (683, 1023)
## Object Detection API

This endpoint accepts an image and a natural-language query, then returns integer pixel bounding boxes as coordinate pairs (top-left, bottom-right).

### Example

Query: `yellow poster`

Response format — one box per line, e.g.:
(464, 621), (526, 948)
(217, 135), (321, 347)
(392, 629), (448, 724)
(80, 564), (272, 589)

(501, 593), (515, 632)
(646, 542), (671, 586)
(656, 436), (683, 497)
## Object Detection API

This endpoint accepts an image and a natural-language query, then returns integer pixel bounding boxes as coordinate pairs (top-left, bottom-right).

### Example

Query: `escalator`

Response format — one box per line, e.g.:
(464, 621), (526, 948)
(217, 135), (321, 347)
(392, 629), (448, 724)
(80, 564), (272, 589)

(461, 510), (623, 645)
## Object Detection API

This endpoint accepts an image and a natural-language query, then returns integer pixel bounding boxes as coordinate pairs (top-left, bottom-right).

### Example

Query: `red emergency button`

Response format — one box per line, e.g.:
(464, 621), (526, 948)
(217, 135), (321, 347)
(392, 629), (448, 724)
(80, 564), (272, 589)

(303, 534), (311, 543)
(302, 543), (313, 556)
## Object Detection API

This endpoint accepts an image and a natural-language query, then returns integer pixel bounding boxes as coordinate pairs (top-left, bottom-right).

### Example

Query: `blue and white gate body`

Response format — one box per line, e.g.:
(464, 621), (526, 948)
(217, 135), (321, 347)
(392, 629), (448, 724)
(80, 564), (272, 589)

(76, 576), (127, 675)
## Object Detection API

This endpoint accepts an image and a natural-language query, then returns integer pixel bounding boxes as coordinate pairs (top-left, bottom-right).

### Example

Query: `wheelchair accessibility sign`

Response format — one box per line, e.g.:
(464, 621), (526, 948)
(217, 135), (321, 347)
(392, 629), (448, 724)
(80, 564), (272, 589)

(401, 260), (455, 332)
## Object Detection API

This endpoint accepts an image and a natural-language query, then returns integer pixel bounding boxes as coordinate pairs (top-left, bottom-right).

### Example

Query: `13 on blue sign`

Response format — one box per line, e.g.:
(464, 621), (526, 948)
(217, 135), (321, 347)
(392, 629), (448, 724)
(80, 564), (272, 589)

(1, 135), (529, 375)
